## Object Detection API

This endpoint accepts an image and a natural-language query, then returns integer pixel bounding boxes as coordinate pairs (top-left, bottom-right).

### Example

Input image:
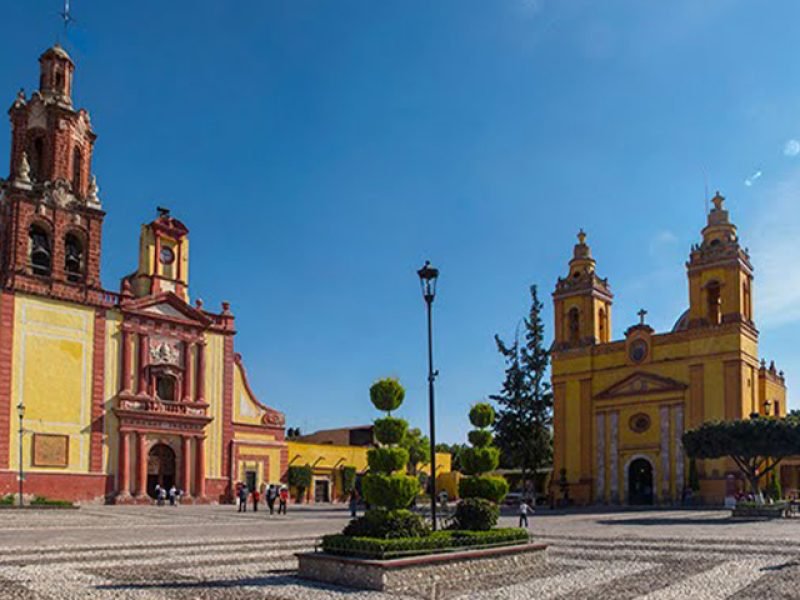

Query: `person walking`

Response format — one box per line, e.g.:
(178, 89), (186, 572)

(169, 485), (177, 507)
(252, 488), (260, 512)
(348, 489), (359, 518)
(519, 498), (531, 529)
(266, 485), (277, 515)
(154, 484), (162, 506)
(278, 486), (288, 515)
(238, 483), (249, 513)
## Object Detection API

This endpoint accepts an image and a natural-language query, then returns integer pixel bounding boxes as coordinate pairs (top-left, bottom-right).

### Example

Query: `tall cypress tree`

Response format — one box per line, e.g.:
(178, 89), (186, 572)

(491, 285), (553, 498)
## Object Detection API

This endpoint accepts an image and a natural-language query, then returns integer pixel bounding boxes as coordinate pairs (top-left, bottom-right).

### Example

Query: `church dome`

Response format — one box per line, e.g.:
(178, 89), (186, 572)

(672, 309), (689, 332)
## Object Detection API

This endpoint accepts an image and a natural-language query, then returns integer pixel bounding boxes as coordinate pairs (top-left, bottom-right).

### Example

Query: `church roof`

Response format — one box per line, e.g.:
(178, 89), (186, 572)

(672, 309), (690, 332)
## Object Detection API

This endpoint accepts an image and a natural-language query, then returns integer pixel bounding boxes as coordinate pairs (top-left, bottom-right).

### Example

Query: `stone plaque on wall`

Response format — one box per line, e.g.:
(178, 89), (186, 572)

(32, 434), (69, 468)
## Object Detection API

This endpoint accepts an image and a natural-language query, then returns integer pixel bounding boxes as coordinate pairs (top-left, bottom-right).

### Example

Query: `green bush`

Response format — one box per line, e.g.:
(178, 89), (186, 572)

(343, 509), (430, 539)
(287, 465), (313, 490)
(0, 495), (14, 506)
(367, 447), (409, 474)
(370, 378), (405, 413)
(460, 446), (500, 476)
(766, 474), (783, 501)
(459, 475), (509, 503)
(452, 498), (499, 531)
(467, 429), (493, 448)
(341, 466), (357, 496)
(469, 403), (495, 429)
(362, 473), (420, 510)
(374, 417), (408, 445)
(321, 528), (528, 559)
(30, 496), (74, 507)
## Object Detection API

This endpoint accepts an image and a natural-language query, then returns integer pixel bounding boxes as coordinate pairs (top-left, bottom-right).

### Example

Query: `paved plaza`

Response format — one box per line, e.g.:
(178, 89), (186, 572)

(0, 505), (798, 599)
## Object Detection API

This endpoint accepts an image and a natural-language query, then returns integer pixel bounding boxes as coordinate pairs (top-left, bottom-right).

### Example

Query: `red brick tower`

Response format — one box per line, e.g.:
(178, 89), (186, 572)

(1, 44), (105, 304)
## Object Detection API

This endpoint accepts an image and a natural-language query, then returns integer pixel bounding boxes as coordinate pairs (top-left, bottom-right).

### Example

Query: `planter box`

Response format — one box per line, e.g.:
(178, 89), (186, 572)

(297, 542), (547, 597)
(731, 504), (787, 519)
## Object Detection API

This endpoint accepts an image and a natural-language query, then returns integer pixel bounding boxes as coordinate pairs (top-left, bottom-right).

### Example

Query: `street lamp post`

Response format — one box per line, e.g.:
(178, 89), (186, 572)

(417, 260), (439, 530)
(16, 402), (25, 508)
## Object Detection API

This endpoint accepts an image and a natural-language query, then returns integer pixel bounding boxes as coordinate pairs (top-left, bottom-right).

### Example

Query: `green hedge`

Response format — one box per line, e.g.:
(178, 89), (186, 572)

(452, 497), (499, 531)
(367, 447), (409, 473)
(287, 465), (313, 490)
(469, 403), (495, 429)
(341, 466), (357, 496)
(30, 496), (74, 507)
(362, 473), (419, 510)
(374, 417), (408, 445)
(321, 528), (528, 559)
(370, 378), (405, 413)
(343, 509), (429, 538)
(460, 447), (500, 476)
(467, 429), (493, 448)
(0, 495), (14, 506)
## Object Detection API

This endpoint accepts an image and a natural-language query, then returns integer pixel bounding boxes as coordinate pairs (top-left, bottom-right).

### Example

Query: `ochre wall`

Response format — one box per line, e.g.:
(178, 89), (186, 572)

(204, 332), (225, 479)
(9, 295), (96, 474)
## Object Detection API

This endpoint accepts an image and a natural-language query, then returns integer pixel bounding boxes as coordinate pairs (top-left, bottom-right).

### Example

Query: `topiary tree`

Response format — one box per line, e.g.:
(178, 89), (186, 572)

(456, 402), (509, 530)
(347, 378), (426, 538)
(341, 465), (357, 498)
(287, 465), (313, 503)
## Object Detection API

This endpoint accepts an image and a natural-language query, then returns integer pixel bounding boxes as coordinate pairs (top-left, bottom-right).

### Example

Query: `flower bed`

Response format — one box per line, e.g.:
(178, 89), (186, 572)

(321, 528), (529, 560)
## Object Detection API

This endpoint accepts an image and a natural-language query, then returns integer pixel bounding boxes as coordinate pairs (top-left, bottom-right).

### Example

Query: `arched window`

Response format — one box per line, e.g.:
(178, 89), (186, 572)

(28, 137), (45, 182)
(29, 224), (51, 276)
(706, 281), (722, 325)
(156, 375), (176, 402)
(72, 147), (82, 194)
(598, 308), (607, 343)
(64, 233), (84, 282)
(55, 70), (64, 92)
(568, 307), (580, 345)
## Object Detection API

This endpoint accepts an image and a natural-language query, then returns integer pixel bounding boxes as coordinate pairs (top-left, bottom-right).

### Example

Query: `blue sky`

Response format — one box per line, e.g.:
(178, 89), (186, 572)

(1, 1), (798, 443)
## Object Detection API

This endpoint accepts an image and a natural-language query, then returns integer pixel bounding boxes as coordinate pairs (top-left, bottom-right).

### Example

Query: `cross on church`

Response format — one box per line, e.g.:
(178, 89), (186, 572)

(59, 0), (74, 36)
(638, 308), (647, 325)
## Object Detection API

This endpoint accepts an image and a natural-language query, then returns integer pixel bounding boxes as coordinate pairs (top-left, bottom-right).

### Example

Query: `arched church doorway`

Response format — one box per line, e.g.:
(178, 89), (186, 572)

(147, 443), (176, 498)
(628, 458), (654, 505)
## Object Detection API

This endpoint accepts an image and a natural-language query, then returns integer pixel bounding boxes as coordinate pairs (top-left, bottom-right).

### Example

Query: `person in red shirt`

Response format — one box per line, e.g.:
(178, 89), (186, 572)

(278, 486), (289, 514)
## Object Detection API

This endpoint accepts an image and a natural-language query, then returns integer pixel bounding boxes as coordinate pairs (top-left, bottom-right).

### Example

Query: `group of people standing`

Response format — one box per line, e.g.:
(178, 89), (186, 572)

(235, 482), (289, 514)
(153, 484), (182, 506)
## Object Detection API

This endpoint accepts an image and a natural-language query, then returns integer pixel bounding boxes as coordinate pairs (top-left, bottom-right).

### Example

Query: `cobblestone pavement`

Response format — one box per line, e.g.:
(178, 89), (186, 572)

(0, 506), (798, 599)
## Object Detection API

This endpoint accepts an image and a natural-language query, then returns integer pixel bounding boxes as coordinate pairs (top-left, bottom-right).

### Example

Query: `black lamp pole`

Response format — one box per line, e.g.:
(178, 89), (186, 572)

(417, 260), (439, 530)
(17, 402), (25, 508)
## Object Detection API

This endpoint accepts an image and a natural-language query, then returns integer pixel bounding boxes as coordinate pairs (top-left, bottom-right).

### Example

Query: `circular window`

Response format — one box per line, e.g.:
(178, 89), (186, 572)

(629, 339), (648, 363)
(629, 413), (651, 434)
(160, 247), (175, 265)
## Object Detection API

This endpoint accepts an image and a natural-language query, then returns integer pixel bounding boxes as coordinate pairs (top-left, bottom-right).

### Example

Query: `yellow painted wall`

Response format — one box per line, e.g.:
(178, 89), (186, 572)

(102, 310), (122, 476)
(9, 295), (96, 474)
(233, 362), (271, 426)
(204, 332), (225, 478)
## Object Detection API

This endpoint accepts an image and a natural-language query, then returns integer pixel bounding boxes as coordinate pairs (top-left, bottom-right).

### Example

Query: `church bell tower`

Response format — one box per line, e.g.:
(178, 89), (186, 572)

(0, 44), (104, 303)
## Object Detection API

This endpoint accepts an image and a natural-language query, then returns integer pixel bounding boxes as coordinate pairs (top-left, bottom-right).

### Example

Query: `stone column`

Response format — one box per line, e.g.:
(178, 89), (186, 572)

(195, 436), (206, 498)
(183, 342), (193, 402)
(196, 341), (206, 403)
(181, 436), (192, 496)
(609, 411), (619, 503)
(137, 333), (149, 395)
(120, 329), (132, 393)
(595, 412), (606, 503)
(674, 405), (685, 502)
(136, 432), (147, 496)
(660, 405), (671, 503)
(118, 432), (130, 495)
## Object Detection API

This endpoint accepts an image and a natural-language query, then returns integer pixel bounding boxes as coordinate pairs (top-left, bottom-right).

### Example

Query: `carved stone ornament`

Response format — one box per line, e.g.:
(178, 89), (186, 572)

(87, 174), (101, 208)
(15, 152), (31, 186)
(43, 179), (77, 208)
(150, 340), (181, 366)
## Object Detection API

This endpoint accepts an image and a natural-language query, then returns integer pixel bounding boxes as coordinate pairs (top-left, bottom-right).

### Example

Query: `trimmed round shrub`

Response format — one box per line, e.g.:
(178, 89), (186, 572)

(452, 498), (499, 531)
(459, 475), (509, 503)
(287, 465), (313, 490)
(362, 473), (420, 510)
(370, 378), (405, 413)
(469, 403), (495, 428)
(367, 447), (409, 474)
(374, 417), (408, 445)
(460, 446), (500, 476)
(343, 509), (430, 539)
(467, 429), (493, 448)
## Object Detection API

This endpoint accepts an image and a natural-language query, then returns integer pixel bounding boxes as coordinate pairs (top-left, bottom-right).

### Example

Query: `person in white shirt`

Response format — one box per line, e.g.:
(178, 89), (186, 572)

(519, 499), (531, 528)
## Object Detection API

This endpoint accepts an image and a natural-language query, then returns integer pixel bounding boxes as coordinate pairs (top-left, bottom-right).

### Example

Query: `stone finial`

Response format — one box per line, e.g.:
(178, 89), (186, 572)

(221, 301), (232, 315)
(711, 191), (725, 211)
(16, 152), (31, 184)
(13, 88), (26, 108)
(87, 175), (100, 206)
(195, 298), (204, 310)
(769, 360), (776, 374)
(760, 358), (767, 369)
(577, 229), (587, 245)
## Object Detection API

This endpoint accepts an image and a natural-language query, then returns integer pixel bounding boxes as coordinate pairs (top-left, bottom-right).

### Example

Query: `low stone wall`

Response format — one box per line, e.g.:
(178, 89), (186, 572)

(297, 542), (547, 598)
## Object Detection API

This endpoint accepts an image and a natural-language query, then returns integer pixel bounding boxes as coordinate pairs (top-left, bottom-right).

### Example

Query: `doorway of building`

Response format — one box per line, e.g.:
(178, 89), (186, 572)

(147, 443), (176, 498)
(628, 458), (654, 505)
(245, 471), (257, 494)
(314, 478), (330, 503)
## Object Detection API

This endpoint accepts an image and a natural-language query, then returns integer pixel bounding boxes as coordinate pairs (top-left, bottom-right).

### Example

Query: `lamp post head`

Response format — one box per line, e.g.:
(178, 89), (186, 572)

(417, 260), (439, 304)
(16, 402), (25, 419)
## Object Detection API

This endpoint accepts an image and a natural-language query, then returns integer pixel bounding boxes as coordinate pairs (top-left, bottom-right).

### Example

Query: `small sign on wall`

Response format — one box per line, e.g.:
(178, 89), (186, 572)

(32, 433), (69, 468)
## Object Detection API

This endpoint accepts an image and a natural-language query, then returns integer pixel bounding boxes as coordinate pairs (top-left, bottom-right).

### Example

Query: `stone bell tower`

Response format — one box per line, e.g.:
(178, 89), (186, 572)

(0, 44), (104, 303)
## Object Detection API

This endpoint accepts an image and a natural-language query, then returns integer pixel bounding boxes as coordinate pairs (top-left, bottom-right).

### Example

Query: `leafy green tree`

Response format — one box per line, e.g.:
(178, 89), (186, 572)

(400, 427), (431, 475)
(682, 418), (800, 498)
(287, 465), (313, 502)
(688, 458), (700, 492)
(435, 443), (468, 472)
(491, 285), (553, 496)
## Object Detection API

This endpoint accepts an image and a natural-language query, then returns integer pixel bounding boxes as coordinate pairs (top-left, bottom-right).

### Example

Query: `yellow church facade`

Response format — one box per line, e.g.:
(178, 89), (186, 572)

(550, 193), (788, 505)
